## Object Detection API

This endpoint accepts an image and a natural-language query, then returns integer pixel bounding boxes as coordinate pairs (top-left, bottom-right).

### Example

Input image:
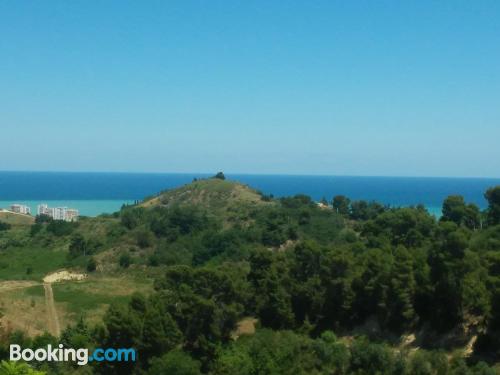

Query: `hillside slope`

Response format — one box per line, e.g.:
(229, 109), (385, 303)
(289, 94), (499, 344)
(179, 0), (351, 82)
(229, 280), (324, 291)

(140, 178), (273, 225)
(0, 210), (35, 226)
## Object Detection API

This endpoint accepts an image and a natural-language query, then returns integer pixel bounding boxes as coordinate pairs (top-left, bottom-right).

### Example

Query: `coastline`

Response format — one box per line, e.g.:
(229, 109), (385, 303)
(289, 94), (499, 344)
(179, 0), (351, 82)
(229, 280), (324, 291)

(0, 200), (133, 217)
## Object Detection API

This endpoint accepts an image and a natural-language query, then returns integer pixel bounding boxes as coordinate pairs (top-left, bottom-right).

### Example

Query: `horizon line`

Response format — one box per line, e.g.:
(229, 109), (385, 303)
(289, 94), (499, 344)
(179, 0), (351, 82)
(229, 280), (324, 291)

(1, 169), (500, 180)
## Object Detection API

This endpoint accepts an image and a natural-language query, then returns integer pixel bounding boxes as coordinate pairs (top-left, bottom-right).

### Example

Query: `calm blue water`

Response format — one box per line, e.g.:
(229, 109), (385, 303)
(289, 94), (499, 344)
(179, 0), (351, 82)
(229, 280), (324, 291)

(1, 172), (499, 217)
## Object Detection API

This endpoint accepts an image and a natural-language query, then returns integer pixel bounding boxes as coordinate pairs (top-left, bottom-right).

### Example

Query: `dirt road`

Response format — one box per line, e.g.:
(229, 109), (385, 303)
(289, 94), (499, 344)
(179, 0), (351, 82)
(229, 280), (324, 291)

(43, 282), (60, 337)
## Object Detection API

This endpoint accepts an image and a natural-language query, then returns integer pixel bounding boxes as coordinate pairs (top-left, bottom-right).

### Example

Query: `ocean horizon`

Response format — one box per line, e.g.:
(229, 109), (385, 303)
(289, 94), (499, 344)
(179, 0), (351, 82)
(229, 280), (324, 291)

(1, 171), (499, 217)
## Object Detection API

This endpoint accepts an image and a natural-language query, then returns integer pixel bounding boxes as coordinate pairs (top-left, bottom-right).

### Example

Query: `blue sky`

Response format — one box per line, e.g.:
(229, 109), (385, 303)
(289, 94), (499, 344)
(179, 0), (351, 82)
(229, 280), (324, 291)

(1, 1), (499, 177)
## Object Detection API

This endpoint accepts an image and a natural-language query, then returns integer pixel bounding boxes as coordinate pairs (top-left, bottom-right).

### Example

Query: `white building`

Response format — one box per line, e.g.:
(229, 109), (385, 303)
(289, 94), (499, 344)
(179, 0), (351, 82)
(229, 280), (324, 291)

(53, 207), (66, 221)
(65, 209), (80, 222)
(37, 204), (50, 216)
(37, 204), (79, 222)
(10, 204), (31, 215)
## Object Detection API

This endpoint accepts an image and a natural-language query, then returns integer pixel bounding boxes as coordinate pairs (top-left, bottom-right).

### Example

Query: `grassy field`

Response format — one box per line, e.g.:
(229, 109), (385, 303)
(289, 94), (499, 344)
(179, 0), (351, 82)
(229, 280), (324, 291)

(0, 246), (68, 281)
(0, 275), (154, 337)
(0, 283), (47, 336)
(51, 275), (153, 326)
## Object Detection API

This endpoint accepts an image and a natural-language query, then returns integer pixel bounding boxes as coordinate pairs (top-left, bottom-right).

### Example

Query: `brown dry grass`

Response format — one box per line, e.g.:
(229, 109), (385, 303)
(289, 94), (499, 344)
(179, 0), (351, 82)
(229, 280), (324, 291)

(232, 317), (258, 340)
(0, 285), (48, 336)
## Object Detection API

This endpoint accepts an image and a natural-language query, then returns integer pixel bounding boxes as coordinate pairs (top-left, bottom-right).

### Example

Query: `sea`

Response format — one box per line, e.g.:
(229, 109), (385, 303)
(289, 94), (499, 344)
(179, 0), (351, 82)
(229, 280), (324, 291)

(1, 172), (499, 217)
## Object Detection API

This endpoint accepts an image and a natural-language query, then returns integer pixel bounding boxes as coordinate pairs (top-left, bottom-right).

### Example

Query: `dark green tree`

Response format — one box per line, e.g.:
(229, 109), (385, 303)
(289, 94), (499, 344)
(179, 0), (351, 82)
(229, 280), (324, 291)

(148, 350), (201, 375)
(332, 195), (351, 216)
(213, 172), (226, 180)
(247, 250), (294, 329)
(140, 308), (182, 361)
(442, 195), (480, 230)
(119, 253), (131, 268)
(386, 246), (416, 331)
(69, 234), (87, 257)
(485, 186), (500, 226)
(86, 257), (97, 272)
(442, 195), (468, 225)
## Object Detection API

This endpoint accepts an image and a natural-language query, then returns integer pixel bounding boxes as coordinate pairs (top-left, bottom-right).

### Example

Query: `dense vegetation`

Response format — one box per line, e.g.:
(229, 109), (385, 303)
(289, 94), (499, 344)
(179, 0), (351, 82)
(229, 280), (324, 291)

(1, 179), (500, 374)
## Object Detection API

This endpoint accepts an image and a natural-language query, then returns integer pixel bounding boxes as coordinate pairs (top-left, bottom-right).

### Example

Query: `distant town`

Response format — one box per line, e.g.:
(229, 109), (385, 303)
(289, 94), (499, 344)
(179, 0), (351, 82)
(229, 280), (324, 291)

(2, 203), (79, 222)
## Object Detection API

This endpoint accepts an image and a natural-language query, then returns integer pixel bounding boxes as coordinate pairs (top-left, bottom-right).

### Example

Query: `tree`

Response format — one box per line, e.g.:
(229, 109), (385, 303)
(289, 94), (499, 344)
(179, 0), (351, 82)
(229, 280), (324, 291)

(69, 234), (87, 257)
(485, 186), (500, 226)
(312, 331), (349, 374)
(140, 308), (182, 360)
(154, 266), (243, 365)
(46, 220), (76, 236)
(428, 225), (471, 330)
(120, 207), (146, 230)
(442, 195), (480, 230)
(119, 253), (131, 268)
(464, 203), (481, 230)
(212, 347), (253, 375)
(86, 258), (97, 272)
(362, 207), (435, 248)
(350, 200), (385, 221)
(247, 250), (294, 329)
(442, 195), (467, 225)
(349, 337), (396, 374)
(215, 330), (317, 375)
(103, 304), (142, 348)
(408, 350), (448, 375)
(387, 246), (416, 331)
(213, 172), (226, 180)
(332, 195), (350, 216)
(148, 350), (201, 375)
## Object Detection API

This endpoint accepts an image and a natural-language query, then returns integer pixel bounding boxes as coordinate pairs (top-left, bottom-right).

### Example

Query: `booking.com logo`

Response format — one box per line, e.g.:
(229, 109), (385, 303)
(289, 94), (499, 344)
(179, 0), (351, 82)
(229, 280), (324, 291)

(10, 344), (136, 366)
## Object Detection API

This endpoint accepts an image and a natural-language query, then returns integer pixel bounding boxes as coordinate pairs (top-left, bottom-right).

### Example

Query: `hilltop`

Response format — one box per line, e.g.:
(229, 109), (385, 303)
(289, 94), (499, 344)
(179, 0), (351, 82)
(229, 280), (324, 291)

(141, 177), (269, 210)
(139, 177), (273, 227)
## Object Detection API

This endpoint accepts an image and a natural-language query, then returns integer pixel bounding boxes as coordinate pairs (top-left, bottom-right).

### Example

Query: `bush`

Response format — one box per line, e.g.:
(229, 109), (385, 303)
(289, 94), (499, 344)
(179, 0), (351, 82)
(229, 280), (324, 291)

(35, 214), (52, 224)
(87, 258), (97, 272)
(0, 222), (11, 231)
(46, 220), (77, 236)
(30, 223), (43, 236)
(136, 229), (154, 248)
(119, 253), (131, 268)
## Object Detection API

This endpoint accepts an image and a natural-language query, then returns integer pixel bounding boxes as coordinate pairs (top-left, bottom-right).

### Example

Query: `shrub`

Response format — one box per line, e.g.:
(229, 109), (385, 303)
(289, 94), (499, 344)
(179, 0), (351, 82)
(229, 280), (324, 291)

(87, 258), (97, 272)
(119, 253), (131, 268)
(0, 222), (11, 231)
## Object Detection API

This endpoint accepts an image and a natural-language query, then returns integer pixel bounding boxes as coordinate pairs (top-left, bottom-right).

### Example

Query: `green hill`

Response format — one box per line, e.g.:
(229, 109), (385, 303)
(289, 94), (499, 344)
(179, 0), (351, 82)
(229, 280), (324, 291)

(140, 177), (273, 227)
(142, 177), (269, 209)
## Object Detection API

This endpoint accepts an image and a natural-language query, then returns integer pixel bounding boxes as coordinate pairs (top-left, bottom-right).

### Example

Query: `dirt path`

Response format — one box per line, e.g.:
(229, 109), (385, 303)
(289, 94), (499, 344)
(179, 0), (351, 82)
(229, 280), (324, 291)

(0, 280), (39, 292)
(43, 282), (60, 337)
